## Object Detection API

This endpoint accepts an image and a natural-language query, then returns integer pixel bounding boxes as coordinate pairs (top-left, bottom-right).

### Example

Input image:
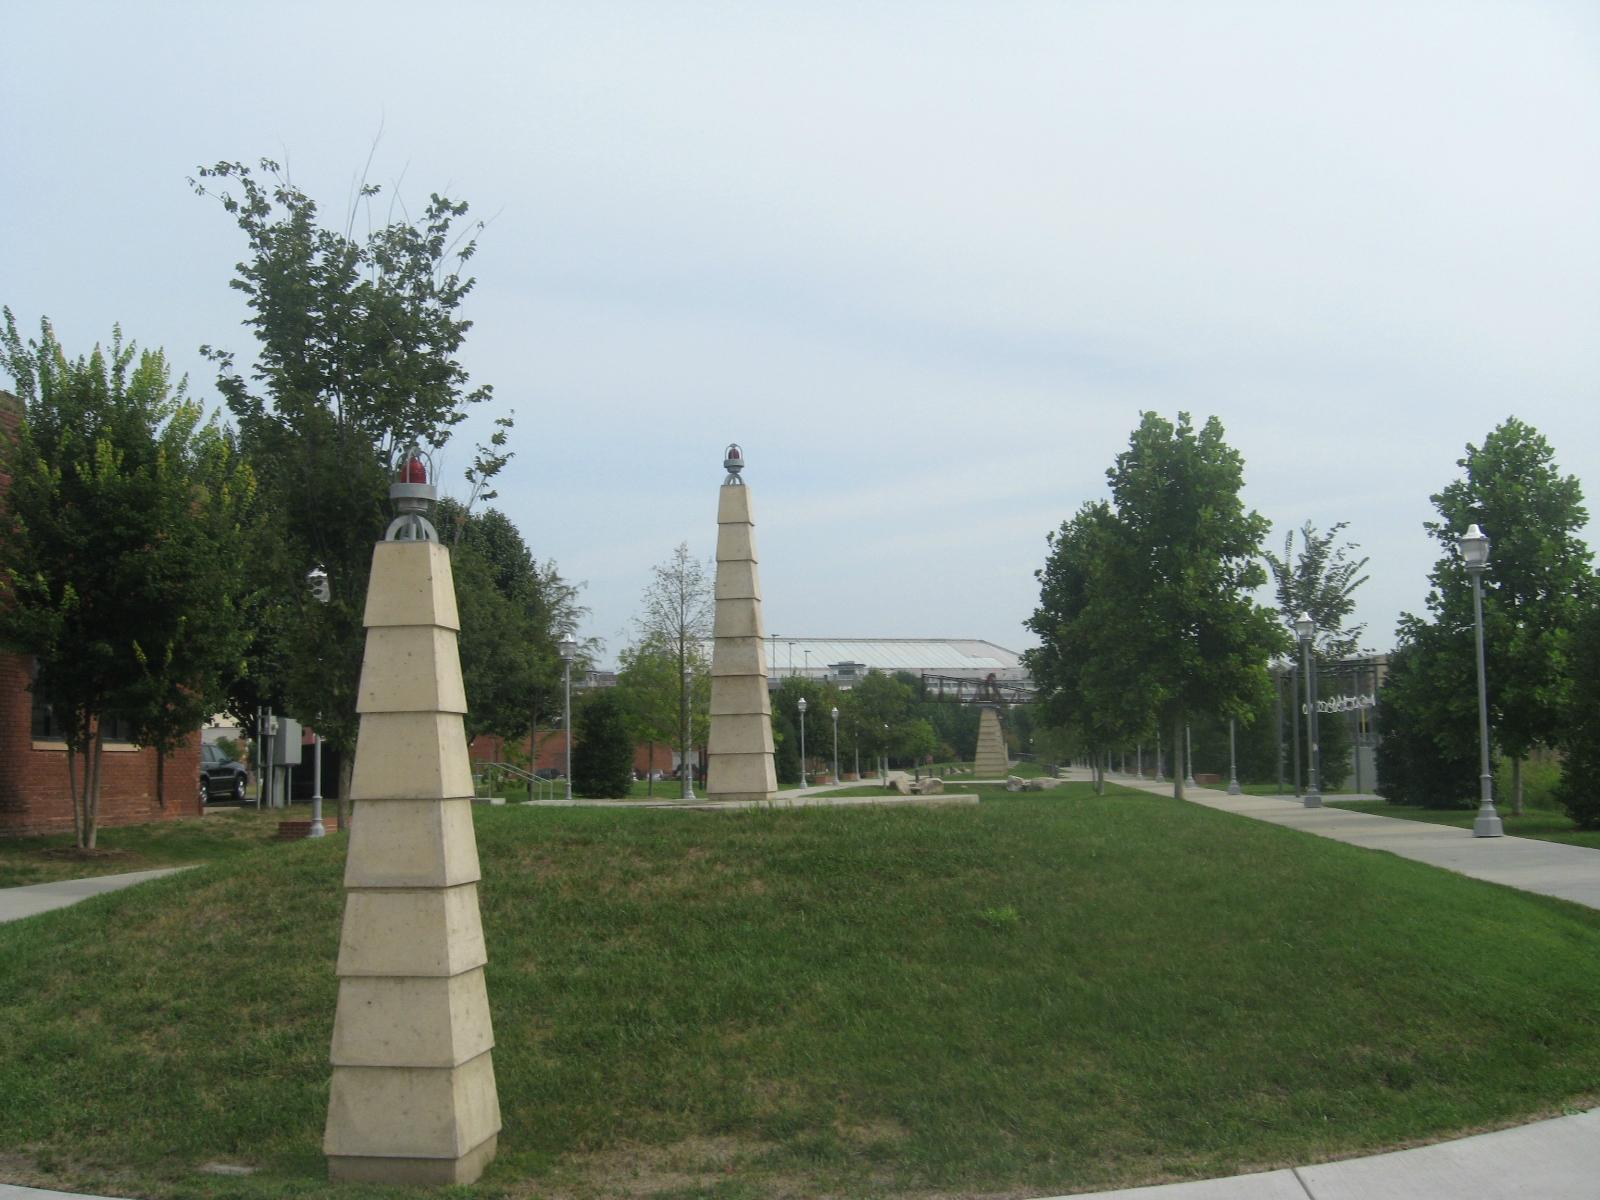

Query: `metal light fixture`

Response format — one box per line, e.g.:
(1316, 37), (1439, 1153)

(1295, 612), (1322, 807)
(831, 705), (840, 784)
(559, 635), (578, 803)
(1459, 523), (1502, 836)
(306, 567), (329, 837)
(1227, 717), (1241, 795)
(797, 695), (808, 788)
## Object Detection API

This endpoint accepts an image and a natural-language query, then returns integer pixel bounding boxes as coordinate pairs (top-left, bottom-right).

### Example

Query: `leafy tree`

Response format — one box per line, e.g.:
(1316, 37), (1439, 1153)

(1374, 633), (1480, 808)
(1386, 419), (1592, 813)
(193, 158), (502, 822)
(1029, 414), (1283, 798)
(844, 670), (915, 776)
(1025, 502), (1153, 792)
(439, 498), (583, 744)
(0, 312), (252, 847)
(1556, 594), (1600, 828)
(615, 638), (682, 795)
(570, 689), (634, 798)
(1265, 522), (1369, 659)
(633, 542), (712, 799)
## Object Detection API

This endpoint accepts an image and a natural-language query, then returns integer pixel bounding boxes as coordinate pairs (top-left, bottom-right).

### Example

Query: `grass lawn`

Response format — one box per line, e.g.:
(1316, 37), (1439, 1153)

(1326, 798), (1600, 850)
(3, 784), (1600, 1200)
(0, 805), (309, 888)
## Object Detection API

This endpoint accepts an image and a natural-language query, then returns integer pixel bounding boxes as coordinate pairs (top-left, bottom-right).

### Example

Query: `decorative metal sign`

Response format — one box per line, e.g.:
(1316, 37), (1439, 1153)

(1301, 693), (1377, 716)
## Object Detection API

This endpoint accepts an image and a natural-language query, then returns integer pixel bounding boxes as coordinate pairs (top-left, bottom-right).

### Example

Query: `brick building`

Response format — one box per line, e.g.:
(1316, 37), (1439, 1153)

(0, 390), (201, 836)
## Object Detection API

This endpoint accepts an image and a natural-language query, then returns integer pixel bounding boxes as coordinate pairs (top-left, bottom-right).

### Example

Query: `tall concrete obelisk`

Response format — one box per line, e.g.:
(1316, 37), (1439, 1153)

(324, 454), (500, 1185)
(707, 443), (777, 804)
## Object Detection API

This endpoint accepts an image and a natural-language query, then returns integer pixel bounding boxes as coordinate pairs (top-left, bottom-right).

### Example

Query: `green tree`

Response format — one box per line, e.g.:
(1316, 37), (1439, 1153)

(0, 313), (253, 847)
(614, 638), (681, 795)
(1025, 502), (1154, 792)
(194, 158), (502, 823)
(571, 689), (634, 798)
(1556, 594), (1600, 828)
(633, 542), (712, 798)
(439, 499), (583, 744)
(1424, 419), (1592, 814)
(1030, 414), (1283, 799)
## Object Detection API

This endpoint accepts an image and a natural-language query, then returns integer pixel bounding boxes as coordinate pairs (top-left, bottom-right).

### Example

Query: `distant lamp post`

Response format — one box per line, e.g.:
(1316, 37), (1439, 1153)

(1460, 524), (1503, 837)
(560, 635), (577, 802)
(683, 664), (696, 801)
(306, 566), (329, 838)
(797, 695), (809, 788)
(831, 706), (840, 784)
(1155, 728), (1165, 783)
(1294, 612), (1322, 808)
(1227, 717), (1241, 795)
(1185, 725), (1196, 787)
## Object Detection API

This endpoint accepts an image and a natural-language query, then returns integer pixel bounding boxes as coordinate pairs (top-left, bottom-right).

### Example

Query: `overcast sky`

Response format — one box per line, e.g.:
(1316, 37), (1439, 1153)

(4, 2), (1597, 666)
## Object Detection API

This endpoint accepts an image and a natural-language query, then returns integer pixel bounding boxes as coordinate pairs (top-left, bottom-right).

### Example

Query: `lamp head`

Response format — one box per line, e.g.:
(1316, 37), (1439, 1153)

(559, 636), (578, 662)
(831, 706), (839, 720)
(723, 442), (745, 484)
(1459, 523), (1490, 571)
(797, 696), (807, 713)
(1294, 612), (1315, 641)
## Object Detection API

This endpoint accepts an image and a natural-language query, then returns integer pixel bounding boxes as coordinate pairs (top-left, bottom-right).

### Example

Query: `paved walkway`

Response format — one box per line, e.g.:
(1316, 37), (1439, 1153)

(1092, 770), (1600, 910)
(0, 867), (194, 924)
(4, 779), (1598, 1199)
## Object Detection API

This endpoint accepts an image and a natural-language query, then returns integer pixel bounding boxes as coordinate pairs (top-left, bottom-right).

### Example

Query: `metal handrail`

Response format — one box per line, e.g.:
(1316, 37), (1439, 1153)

(474, 761), (558, 802)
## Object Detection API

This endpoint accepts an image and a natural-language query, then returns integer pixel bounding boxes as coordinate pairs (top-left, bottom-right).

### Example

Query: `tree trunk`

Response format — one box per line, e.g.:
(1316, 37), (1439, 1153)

(647, 742), (656, 797)
(67, 742), (84, 850)
(86, 726), (104, 850)
(1512, 757), (1524, 817)
(338, 754), (356, 831)
(1172, 712), (1186, 801)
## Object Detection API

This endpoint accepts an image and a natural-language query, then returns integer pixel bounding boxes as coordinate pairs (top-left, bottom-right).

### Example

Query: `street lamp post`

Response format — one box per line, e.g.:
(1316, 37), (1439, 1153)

(1227, 717), (1241, 795)
(683, 664), (696, 801)
(797, 695), (808, 788)
(306, 566), (329, 837)
(1155, 727), (1165, 783)
(1460, 524), (1503, 837)
(1185, 725), (1196, 787)
(831, 706), (840, 784)
(1294, 613), (1322, 808)
(560, 635), (577, 803)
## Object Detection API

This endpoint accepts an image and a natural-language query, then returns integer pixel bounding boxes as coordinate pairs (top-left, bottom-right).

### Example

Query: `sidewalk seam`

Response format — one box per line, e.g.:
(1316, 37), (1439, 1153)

(1290, 1165), (1318, 1198)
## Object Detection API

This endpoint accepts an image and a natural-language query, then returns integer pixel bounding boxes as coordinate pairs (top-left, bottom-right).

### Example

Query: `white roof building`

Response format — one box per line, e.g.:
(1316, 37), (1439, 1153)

(702, 637), (1030, 687)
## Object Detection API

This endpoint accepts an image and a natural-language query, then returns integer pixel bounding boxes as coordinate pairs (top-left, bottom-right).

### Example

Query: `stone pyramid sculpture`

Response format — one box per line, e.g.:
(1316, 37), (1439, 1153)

(974, 706), (1009, 778)
(707, 443), (778, 803)
(324, 455), (500, 1185)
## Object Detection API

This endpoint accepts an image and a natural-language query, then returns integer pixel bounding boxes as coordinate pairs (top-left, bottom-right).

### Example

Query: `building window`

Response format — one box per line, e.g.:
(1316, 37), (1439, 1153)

(28, 663), (135, 743)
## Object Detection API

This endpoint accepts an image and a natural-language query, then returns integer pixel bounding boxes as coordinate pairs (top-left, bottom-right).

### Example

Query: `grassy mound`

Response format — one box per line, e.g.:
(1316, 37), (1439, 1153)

(3, 785), (1599, 1199)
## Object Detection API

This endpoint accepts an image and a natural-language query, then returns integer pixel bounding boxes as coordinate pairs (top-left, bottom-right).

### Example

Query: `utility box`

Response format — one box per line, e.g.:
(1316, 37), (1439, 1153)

(273, 718), (304, 766)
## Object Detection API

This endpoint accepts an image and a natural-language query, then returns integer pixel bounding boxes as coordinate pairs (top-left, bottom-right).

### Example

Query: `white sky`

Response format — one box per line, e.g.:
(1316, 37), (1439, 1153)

(4, 1), (1597, 666)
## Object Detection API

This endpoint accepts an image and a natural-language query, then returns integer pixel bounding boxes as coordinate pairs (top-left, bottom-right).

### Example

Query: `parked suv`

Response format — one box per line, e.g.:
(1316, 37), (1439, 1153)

(200, 742), (250, 804)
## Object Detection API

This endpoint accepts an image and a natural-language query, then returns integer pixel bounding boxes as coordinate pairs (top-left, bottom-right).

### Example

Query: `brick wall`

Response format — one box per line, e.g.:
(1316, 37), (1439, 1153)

(0, 652), (204, 835)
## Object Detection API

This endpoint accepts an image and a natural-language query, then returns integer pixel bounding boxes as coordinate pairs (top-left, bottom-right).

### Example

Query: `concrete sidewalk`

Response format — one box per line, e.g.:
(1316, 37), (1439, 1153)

(1097, 771), (1600, 911)
(0, 867), (195, 924)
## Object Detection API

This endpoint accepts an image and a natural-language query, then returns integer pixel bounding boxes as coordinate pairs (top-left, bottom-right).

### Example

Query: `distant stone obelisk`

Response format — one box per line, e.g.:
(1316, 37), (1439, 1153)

(324, 453), (500, 1186)
(707, 443), (778, 804)
(974, 706), (1009, 778)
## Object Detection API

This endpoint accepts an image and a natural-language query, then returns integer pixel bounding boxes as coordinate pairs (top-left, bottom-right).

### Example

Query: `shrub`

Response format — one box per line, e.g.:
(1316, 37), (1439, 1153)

(571, 691), (634, 799)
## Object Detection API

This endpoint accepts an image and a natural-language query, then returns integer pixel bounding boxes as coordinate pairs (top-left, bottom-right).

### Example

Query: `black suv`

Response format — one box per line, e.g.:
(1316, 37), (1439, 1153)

(200, 742), (250, 804)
